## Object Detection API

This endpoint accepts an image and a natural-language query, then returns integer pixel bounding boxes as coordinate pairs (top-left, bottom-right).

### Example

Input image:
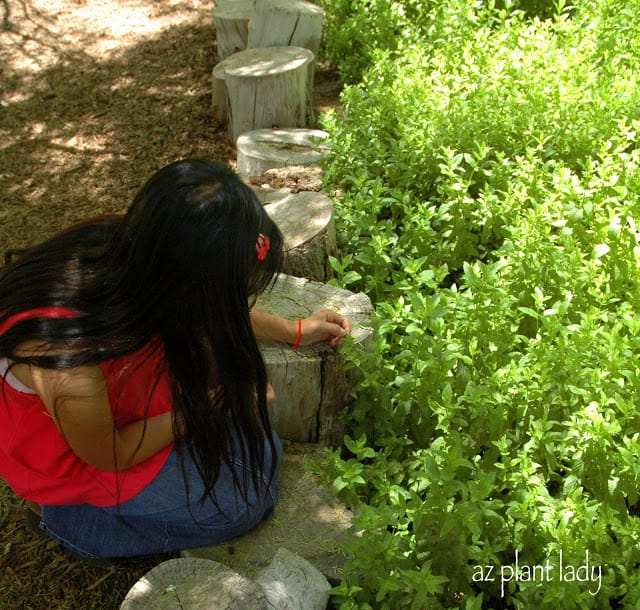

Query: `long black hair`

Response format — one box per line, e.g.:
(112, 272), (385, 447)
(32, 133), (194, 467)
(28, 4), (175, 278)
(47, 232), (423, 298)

(0, 159), (284, 503)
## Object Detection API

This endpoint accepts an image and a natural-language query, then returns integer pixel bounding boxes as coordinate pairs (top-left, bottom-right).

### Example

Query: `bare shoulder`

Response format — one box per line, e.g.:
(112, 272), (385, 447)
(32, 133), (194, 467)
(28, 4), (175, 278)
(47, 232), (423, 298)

(9, 341), (106, 416)
(30, 364), (106, 399)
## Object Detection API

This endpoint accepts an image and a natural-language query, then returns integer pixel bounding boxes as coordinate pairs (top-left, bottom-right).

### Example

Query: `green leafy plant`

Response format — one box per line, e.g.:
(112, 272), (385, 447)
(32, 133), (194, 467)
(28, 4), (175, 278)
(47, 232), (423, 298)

(319, 0), (640, 607)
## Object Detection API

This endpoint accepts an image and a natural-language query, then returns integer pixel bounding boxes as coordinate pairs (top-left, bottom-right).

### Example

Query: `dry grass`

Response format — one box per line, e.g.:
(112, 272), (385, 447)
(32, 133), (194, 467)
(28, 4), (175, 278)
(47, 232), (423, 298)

(1, 487), (179, 609)
(0, 0), (235, 254)
(0, 1), (341, 607)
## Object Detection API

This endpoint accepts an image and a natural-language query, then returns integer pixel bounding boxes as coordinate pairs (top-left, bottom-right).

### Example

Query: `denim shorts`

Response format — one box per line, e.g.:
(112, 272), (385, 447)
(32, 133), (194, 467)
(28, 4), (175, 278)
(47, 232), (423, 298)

(38, 432), (282, 559)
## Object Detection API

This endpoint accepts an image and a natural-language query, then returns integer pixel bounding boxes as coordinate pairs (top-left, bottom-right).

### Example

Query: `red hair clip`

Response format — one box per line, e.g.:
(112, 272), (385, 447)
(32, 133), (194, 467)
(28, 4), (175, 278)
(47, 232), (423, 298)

(256, 233), (270, 261)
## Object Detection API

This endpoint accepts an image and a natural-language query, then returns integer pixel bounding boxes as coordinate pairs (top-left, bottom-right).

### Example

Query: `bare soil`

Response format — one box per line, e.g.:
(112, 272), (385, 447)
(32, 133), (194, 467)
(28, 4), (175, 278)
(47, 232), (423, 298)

(0, 1), (342, 607)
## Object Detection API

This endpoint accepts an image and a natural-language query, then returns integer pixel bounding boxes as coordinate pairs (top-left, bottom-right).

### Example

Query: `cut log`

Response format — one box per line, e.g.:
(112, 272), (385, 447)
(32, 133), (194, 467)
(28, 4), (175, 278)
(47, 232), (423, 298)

(221, 47), (315, 144)
(237, 128), (330, 177)
(119, 557), (267, 609)
(256, 548), (331, 609)
(211, 61), (228, 124)
(213, 2), (252, 59)
(248, 0), (325, 55)
(249, 165), (323, 194)
(257, 274), (373, 444)
(121, 550), (330, 610)
(264, 191), (336, 282)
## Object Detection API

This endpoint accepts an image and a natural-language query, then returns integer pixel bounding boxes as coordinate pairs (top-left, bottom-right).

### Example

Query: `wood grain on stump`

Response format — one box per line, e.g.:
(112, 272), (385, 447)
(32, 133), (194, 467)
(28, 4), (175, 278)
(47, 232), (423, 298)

(119, 557), (267, 609)
(256, 547), (331, 609)
(218, 47), (315, 143)
(248, 0), (325, 55)
(237, 127), (329, 177)
(257, 274), (373, 444)
(263, 190), (336, 282)
(213, 2), (252, 59)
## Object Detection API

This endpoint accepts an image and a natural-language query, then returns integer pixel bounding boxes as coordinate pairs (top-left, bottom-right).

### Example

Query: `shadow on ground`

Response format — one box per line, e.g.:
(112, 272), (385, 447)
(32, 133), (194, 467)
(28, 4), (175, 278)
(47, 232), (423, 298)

(0, 4), (228, 608)
(0, 3), (343, 607)
(0, 5), (230, 255)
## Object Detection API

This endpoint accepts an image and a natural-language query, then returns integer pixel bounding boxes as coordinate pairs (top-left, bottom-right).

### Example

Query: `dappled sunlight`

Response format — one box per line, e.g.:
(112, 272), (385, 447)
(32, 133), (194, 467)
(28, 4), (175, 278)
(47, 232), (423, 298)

(0, 0), (232, 254)
(0, 3), (345, 607)
(0, 1), (338, 256)
(0, 0), (212, 74)
(123, 576), (154, 603)
(50, 132), (114, 153)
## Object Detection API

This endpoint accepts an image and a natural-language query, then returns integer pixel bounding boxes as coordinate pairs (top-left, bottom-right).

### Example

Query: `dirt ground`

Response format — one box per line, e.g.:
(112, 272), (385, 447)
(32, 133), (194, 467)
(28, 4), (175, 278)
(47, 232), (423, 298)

(0, 1), (342, 607)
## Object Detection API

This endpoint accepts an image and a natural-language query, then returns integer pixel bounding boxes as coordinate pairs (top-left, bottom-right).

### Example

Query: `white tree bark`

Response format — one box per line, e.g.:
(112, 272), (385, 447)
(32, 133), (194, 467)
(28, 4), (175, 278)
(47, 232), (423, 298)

(213, 1), (252, 59)
(258, 274), (373, 444)
(236, 128), (329, 177)
(248, 0), (325, 55)
(221, 47), (315, 144)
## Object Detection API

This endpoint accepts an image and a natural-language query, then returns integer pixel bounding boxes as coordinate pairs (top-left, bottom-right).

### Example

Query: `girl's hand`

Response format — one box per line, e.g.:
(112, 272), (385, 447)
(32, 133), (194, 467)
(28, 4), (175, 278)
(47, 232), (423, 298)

(298, 309), (351, 347)
(250, 308), (351, 348)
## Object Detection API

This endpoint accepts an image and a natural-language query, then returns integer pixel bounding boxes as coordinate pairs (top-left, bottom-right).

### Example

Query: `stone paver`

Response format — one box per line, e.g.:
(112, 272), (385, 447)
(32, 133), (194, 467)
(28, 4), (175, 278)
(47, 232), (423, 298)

(182, 443), (353, 584)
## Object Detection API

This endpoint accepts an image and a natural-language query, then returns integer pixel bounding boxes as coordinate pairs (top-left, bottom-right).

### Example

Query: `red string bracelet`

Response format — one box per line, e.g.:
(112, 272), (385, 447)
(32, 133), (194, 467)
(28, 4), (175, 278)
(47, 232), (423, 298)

(292, 318), (303, 350)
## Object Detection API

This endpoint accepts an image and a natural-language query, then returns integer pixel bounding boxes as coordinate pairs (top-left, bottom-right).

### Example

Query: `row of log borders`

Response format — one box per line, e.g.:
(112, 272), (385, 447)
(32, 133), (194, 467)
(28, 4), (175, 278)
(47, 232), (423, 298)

(211, 1), (373, 447)
(212, 0), (324, 141)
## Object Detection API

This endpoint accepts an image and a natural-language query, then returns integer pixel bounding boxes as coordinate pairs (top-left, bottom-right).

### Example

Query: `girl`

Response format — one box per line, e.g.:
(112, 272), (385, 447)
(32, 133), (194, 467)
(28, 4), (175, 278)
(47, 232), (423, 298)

(0, 159), (349, 560)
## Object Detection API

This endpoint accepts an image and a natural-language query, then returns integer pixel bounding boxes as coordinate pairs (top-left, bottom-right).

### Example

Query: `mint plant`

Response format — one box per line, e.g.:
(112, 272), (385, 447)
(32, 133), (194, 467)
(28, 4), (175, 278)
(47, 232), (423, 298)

(318, 0), (640, 607)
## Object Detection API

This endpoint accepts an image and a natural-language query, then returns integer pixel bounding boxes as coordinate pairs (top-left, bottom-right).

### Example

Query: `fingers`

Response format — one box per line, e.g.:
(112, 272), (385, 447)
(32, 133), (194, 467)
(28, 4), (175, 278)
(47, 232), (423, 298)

(325, 320), (349, 345)
(308, 309), (351, 345)
(254, 383), (277, 408)
(320, 309), (351, 331)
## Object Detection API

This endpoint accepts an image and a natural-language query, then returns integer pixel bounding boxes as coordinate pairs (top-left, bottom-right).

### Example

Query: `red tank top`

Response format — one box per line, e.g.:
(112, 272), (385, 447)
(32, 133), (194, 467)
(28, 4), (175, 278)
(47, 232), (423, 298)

(0, 307), (173, 506)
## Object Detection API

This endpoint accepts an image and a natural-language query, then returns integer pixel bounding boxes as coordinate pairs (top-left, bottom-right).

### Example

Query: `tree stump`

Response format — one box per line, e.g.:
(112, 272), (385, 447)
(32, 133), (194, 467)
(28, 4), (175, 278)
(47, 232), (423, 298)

(219, 47), (315, 144)
(263, 191), (336, 282)
(119, 557), (267, 609)
(211, 61), (228, 125)
(257, 274), (373, 444)
(120, 550), (330, 610)
(248, 0), (325, 55)
(213, 1), (252, 59)
(256, 548), (330, 609)
(236, 128), (330, 177)
(249, 165), (324, 194)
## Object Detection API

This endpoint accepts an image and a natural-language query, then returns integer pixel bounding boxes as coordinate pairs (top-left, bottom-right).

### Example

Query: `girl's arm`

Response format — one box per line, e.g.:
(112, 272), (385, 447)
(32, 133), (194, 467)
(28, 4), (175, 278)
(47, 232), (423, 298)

(250, 309), (351, 347)
(25, 364), (175, 472)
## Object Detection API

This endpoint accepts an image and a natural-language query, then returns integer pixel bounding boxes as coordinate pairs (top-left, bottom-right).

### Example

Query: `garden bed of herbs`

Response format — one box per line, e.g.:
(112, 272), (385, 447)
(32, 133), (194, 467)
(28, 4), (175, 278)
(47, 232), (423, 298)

(317, 0), (640, 607)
